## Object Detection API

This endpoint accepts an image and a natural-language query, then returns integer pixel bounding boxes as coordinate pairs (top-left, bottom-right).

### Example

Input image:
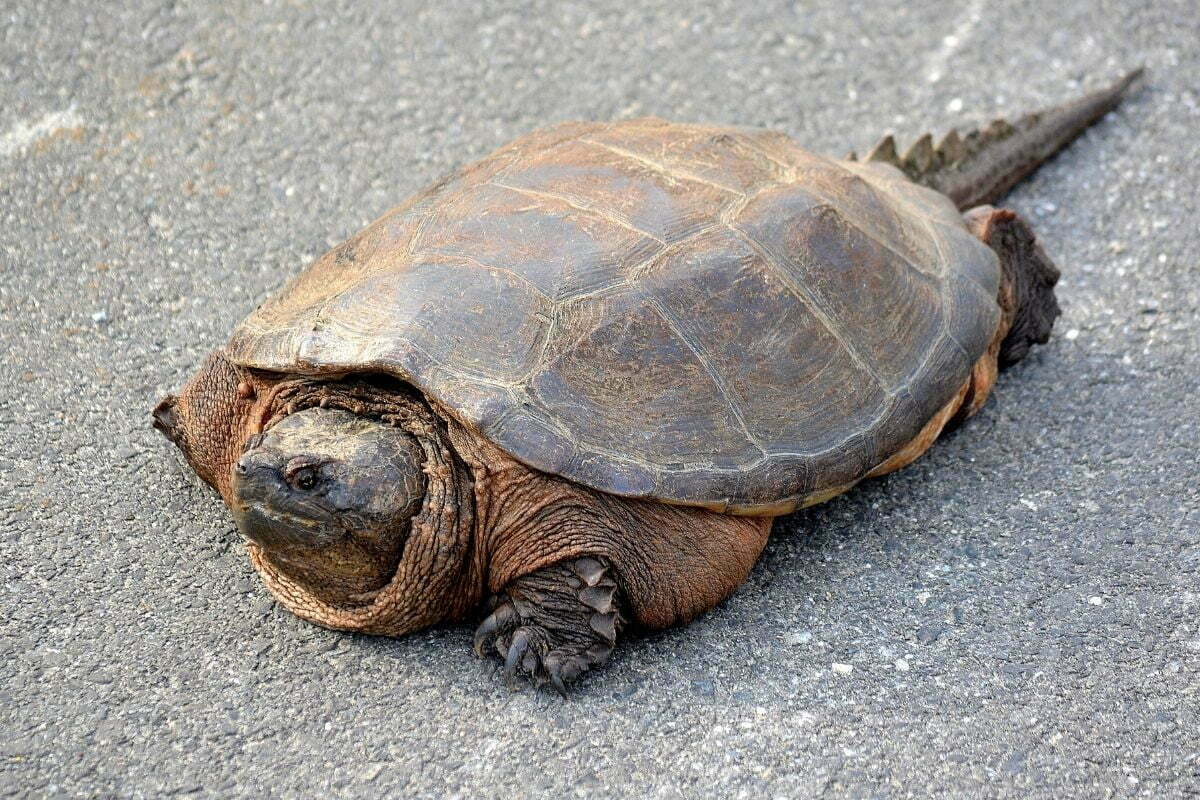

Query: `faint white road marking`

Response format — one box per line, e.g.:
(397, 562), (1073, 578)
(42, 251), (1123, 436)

(0, 107), (84, 158)
(924, 0), (987, 84)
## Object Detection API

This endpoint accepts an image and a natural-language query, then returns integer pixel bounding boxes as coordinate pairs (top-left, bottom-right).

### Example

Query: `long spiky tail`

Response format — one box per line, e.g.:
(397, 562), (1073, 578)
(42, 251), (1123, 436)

(848, 68), (1144, 210)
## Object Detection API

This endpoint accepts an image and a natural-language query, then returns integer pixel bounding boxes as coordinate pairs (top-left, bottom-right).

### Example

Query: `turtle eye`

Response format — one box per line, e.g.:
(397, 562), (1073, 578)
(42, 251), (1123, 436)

(290, 465), (318, 491)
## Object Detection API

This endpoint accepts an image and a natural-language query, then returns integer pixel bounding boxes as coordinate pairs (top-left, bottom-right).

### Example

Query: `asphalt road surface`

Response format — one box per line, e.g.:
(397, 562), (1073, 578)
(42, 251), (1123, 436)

(2, 1), (1197, 797)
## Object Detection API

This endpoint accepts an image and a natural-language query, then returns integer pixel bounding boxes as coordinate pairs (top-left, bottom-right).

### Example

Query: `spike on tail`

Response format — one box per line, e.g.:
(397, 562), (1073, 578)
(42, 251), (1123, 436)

(857, 68), (1145, 210)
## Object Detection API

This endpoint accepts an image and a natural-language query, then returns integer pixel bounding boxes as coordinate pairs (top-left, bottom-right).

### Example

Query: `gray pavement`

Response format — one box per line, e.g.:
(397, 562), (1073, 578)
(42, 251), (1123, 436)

(2, 1), (1197, 797)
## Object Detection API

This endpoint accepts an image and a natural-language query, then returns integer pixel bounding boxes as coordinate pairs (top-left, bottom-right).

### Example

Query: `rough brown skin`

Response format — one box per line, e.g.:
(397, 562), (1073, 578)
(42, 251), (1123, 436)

(154, 73), (1137, 692)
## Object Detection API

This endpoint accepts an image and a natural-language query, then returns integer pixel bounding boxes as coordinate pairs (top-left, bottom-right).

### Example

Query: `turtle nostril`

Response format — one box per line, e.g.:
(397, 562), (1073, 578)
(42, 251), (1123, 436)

(235, 452), (258, 476)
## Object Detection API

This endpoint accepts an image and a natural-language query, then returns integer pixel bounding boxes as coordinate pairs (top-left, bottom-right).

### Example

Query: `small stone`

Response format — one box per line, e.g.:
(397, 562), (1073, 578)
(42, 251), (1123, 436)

(831, 663), (853, 675)
(946, 97), (963, 113)
(783, 630), (813, 646)
(231, 576), (257, 594)
(357, 763), (385, 782)
(691, 679), (715, 696)
(303, 637), (338, 654)
(1088, 596), (1103, 606)
(917, 625), (944, 645)
(91, 310), (108, 323)
(895, 658), (910, 672)
(250, 597), (274, 617)
(1065, 329), (1080, 341)
(1005, 750), (1027, 775)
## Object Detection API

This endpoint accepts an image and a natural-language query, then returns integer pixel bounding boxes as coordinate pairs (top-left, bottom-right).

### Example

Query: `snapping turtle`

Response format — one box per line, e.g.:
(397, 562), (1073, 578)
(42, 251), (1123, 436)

(155, 70), (1140, 692)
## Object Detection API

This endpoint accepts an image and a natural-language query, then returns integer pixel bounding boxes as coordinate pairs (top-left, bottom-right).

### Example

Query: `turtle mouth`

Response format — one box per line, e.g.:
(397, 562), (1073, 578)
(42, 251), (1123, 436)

(231, 484), (408, 605)
(233, 498), (343, 551)
(231, 463), (343, 551)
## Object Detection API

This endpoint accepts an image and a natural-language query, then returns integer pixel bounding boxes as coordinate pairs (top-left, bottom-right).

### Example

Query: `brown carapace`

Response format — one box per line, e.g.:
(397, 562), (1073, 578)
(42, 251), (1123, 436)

(155, 70), (1142, 693)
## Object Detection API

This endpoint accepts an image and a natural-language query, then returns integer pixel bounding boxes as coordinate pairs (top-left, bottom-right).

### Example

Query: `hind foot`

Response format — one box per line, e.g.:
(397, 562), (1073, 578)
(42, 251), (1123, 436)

(965, 206), (1062, 368)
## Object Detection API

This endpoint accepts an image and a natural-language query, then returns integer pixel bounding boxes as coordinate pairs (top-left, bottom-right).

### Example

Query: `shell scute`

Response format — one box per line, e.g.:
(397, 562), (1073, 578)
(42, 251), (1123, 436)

(412, 182), (660, 300)
(492, 139), (729, 244)
(638, 226), (887, 455)
(527, 288), (759, 470)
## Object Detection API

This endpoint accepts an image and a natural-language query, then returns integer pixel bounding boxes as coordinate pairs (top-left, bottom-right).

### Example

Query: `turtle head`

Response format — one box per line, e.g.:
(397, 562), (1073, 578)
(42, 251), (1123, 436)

(231, 407), (427, 605)
(157, 366), (476, 633)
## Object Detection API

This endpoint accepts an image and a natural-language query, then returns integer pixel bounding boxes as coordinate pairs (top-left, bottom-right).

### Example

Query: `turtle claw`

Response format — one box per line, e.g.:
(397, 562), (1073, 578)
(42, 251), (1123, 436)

(472, 557), (625, 695)
(549, 671), (569, 699)
(473, 601), (518, 657)
(503, 628), (531, 690)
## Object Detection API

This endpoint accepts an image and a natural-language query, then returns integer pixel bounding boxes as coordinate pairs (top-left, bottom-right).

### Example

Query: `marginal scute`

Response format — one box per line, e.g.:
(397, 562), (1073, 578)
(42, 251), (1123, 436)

(226, 117), (1002, 514)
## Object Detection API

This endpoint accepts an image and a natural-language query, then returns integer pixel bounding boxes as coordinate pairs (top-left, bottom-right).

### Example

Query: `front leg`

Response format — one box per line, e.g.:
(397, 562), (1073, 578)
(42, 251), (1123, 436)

(474, 557), (624, 695)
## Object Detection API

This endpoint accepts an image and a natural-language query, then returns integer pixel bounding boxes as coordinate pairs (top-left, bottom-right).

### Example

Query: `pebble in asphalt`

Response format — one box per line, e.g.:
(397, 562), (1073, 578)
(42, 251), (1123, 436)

(2, 1), (1197, 797)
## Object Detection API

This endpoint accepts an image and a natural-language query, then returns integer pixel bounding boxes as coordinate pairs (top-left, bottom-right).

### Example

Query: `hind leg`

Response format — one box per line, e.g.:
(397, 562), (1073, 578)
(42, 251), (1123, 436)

(964, 206), (1062, 368)
(869, 207), (1061, 479)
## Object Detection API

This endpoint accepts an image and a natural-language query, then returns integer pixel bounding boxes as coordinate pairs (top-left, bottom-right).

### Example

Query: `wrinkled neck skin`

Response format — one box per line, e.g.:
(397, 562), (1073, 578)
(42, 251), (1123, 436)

(168, 354), (482, 636)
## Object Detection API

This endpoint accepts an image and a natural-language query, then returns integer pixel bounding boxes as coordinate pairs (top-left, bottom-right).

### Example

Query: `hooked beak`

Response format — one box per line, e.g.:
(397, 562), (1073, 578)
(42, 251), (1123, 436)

(231, 449), (339, 550)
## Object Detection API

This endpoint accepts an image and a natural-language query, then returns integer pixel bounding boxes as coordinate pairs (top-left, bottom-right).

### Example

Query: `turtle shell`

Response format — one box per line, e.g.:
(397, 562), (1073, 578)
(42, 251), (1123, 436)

(226, 118), (1002, 514)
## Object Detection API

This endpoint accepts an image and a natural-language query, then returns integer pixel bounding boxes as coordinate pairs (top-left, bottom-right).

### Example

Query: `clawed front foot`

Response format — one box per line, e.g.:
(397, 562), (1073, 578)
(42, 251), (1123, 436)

(473, 557), (624, 695)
